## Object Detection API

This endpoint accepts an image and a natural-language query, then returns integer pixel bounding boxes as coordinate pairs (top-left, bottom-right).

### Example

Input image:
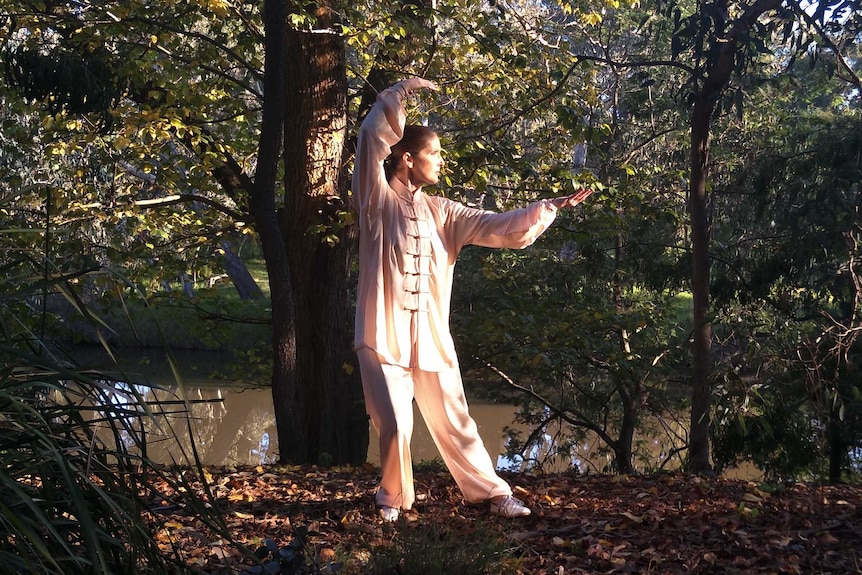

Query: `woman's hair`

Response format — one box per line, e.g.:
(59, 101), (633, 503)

(384, 124), (438, 179)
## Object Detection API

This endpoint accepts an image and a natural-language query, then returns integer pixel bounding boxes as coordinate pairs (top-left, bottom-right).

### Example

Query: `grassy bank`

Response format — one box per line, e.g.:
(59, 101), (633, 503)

(49, 258), (272, 352)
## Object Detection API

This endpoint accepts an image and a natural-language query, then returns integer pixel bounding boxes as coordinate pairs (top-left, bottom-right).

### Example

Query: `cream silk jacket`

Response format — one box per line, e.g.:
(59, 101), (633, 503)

(352, 82), (562, 372)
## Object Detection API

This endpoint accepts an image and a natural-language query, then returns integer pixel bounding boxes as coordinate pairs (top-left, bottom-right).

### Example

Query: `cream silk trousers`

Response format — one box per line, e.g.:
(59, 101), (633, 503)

(357, 348), (512, 510)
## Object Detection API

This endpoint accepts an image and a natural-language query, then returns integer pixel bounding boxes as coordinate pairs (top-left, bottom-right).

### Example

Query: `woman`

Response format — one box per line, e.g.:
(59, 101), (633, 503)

(353, 78), (593, 521)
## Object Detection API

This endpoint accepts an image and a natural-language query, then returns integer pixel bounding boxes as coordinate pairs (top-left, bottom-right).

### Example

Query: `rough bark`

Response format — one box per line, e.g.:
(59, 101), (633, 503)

(280, 3), (367, 465)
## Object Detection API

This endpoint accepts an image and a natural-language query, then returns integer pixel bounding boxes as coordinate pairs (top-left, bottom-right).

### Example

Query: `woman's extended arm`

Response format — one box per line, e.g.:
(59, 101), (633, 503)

(435, 187), (594, 251)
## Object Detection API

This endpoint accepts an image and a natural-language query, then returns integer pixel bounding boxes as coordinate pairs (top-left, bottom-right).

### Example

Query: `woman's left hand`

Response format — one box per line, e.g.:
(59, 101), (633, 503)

(552, 188), (594, 209)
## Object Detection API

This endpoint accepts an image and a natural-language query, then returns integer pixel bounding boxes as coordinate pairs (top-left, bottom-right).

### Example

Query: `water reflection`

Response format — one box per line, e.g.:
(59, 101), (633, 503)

(87, 380), (278, 466)
(91, 380), (521, 469)
(89, 379), (698, 476)
(74, 346), (527, 468)
(74, 346), (758, 478)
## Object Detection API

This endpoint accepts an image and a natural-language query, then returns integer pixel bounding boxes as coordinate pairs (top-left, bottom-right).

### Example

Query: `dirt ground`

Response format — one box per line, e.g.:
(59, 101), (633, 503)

(150, 465), (862, 574)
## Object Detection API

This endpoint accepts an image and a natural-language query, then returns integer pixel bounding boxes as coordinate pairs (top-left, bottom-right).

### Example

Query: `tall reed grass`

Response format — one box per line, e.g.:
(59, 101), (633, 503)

(0, 348), (236, 574)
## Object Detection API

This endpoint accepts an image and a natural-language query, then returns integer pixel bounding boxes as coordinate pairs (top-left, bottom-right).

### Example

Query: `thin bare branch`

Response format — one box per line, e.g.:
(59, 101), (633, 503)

(133, 194), (248, 222)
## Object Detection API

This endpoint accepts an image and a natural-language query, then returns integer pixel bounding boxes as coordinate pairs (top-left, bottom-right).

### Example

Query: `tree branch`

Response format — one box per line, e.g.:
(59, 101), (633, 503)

(574, 53), (696, 75)
(477, 356), (618, 449)
(472, 58), (582, 139)
(133, 193), (248, 222)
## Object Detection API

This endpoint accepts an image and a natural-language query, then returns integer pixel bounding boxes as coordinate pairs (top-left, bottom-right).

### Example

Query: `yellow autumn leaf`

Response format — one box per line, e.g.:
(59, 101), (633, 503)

(621, 511), (643, 523)
(583, 12), (603, 25)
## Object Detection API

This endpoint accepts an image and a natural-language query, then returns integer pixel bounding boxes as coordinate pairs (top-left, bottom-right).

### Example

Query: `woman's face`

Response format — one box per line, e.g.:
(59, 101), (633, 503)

(407, 135), (444, 187)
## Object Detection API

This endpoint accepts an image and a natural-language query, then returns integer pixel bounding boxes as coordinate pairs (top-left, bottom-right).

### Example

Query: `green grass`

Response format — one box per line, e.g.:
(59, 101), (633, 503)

(208, 257), (271, 301)
(670, 291), (693, 328)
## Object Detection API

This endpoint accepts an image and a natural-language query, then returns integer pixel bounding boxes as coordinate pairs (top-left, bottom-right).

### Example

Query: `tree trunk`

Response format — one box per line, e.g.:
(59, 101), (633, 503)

(684, 0), (781, 475)
(220, 239), (264, 300)
(280, 3), (367, 465)
(253, 0), (306, 462)
(615, 398), (637, 474)
(613, 228), (637, 475)
(687, 96), (714, 475)
(827, 407), (845, 483)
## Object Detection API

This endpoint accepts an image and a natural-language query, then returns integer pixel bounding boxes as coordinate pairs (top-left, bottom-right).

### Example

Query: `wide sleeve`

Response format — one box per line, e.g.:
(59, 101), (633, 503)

(351, 84), (409, 219)
(435, 197), (561, 251)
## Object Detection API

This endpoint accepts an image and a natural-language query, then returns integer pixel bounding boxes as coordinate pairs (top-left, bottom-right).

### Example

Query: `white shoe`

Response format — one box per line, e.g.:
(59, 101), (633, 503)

(378, 505), (399, 522)
(490, 495), (531, 518)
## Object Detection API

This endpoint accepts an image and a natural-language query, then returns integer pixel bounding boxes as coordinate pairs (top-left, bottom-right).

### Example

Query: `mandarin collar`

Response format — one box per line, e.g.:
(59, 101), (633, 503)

(389, 176), (424, 204)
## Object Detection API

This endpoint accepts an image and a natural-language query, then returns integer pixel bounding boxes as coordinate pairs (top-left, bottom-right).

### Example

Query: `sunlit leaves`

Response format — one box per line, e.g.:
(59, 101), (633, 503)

(582, 12), (604, 25)
(1, 0), (265, 298)
(197, 0), (230, 18)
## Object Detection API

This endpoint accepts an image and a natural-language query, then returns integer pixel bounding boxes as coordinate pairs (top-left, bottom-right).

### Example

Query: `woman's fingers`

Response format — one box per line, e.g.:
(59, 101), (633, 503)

(576, 188), (594, 201)
(401, 77), (438, 95)
(418, 79), (439, 91)
(556, 188), (594, 208)
(572, 189), (593, 204)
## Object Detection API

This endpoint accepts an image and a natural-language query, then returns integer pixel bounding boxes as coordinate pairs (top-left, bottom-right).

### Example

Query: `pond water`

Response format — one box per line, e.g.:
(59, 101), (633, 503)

(73, 346), (758, 479)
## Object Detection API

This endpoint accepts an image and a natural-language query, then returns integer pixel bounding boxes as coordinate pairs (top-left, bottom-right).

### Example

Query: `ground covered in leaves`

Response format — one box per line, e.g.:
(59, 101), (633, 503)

(151, 465), (862, 574)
